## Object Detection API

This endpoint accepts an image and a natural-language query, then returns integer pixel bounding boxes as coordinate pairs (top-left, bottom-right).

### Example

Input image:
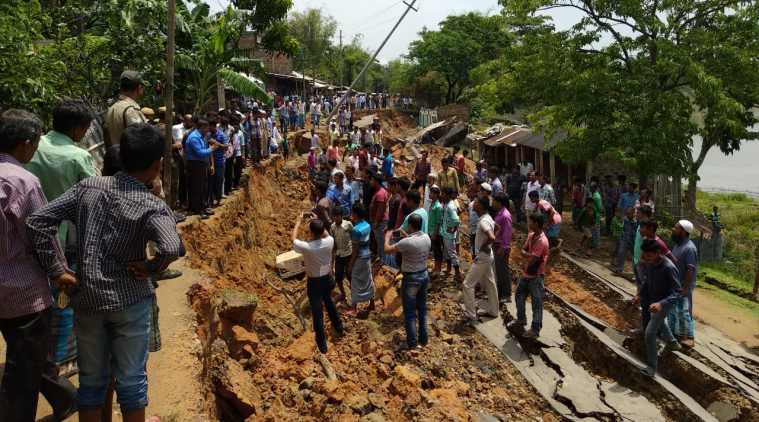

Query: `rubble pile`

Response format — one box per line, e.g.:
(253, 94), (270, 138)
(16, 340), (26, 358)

(182, 158), (555, 421)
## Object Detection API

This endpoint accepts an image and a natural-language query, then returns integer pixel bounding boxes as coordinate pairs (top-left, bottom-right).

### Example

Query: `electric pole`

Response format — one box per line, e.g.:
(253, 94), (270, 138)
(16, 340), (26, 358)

(163, 0), (176, 208)
(339, 29), (343, 88)
(328, 0), (418, 122)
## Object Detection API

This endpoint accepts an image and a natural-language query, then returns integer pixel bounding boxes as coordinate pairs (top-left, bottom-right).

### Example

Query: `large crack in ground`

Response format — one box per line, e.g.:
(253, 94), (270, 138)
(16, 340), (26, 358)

(506, 232), (759, 421)
(180, 160), (557, 421)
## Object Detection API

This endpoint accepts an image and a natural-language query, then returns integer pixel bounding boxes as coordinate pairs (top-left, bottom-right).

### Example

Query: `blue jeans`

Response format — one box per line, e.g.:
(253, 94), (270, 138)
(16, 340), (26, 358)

(643, 303), (676, 372)
(591, 223), (600, 248)
(373, 222), (387, 263)
(515, 276), (545, 333)
(667, 294), (695, 339)
(401, 271), (429, 347)
(615, 237), (634, 272)
(75, 298), (152, 412)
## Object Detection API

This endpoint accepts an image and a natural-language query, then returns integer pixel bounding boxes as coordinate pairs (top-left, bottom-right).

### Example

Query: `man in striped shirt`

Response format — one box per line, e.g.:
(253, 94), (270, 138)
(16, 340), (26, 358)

(1, 109), (77, 422)
(27, 124), (184, 422)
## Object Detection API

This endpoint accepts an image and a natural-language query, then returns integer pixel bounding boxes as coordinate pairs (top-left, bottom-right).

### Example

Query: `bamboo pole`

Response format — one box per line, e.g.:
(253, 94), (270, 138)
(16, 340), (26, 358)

(163, 0), (176, 208)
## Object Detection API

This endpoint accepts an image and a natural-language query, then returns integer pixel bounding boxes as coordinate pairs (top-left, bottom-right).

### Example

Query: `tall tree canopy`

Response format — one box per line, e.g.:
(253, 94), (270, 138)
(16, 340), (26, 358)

(485, 0), (759, 211)
(407, 12), (511, 104)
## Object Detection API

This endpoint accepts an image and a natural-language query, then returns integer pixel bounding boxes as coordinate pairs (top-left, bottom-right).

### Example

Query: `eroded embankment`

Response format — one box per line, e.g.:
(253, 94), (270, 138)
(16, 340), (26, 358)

(509, 232), (759, 421)
(180, 160), (556, 421)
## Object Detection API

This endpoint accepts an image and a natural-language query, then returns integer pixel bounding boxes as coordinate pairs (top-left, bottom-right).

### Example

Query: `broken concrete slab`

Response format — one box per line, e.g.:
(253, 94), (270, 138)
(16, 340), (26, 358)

(672, 351), (731, 386)
(706, 401), (740, 422)
(572, 313), (720, 422)
(502, 301), (565, 348)
(474, 317), (576, 420)
(541, 347), (615, 417)
(600, 382), (666, 422)
(215, 289), (258, 326)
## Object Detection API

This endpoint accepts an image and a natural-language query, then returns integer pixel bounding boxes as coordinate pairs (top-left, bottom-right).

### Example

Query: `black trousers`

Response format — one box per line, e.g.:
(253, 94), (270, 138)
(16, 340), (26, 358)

(307, 275), (344, 353)
(187, 160), (209, 214)
(224, 156), (235, 194)
(234, 156), (244, 188)
(0, 308), (76, 422)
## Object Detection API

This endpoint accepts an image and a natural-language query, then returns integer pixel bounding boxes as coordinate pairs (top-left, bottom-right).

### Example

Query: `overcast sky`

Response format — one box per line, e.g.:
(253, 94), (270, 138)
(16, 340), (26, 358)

(209, 0), (584, 63)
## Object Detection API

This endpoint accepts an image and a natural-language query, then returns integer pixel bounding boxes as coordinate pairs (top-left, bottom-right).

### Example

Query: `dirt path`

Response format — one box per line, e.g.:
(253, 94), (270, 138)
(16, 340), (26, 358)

(0, 259), (208, 421)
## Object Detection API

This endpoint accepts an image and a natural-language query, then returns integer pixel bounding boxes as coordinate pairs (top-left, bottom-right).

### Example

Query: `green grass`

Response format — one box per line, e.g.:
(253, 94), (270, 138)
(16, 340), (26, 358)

(695, 190), (759, 295)
(697, 283), (759, 316)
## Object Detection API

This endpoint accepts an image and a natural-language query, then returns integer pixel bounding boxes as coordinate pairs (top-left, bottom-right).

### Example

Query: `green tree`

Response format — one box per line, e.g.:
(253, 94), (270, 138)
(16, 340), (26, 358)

(288, 8), (337, 80)
(232, 0), (299, 55)
(407, 12), (511, 104)
(489, 1), (759, 210)
(176, 5), (270, 112)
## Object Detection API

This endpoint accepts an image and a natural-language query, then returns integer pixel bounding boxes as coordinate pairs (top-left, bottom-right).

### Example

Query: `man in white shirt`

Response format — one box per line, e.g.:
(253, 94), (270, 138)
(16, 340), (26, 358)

(462, 197), (499, 323)
(524, 171), (541, 215)
(292, 213), (345, 353)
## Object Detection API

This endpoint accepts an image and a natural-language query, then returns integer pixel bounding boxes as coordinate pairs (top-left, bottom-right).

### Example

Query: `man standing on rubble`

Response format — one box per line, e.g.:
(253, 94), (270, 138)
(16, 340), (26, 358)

(385, 213), (431, 349)
(292, 212), (344, 355)
(636, 239), (682, 377)
(668, 220), (698, 348)
(462, 197), (499, 324)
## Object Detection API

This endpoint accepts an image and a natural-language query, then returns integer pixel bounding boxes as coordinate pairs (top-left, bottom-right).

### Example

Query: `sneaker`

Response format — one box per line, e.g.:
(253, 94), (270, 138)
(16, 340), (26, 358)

(476, 309), (497, 318)
(523, 329), (539, 339)
(500, 297), (512, 305)
(663, 341), (682, 354)
(507, 320), (526, 330)
(155, 268), (182, 281)
(680, 338), (694, 348)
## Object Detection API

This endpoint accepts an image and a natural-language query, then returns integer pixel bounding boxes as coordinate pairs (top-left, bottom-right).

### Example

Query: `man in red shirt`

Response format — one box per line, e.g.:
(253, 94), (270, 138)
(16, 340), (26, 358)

(508, 213), (550, 339)
(358, 146), (370, 172)
(369, 173), (389, 263)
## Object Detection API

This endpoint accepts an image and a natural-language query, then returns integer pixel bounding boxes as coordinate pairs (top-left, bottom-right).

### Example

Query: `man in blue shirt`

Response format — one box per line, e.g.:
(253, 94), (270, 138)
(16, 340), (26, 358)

(327, 171), (352, 217)
(668, 220), (698, 348)
(617, 182), (639, 214)
(209, 118), (228, 207)
(382, 150), (395, 179)
(184, 118), (218, 218)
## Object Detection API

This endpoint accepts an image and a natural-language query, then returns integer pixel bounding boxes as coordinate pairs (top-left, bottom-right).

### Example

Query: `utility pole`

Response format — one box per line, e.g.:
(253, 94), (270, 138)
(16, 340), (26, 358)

(163, 0), (176, 208)
(327, 0), (418, 122)
(339, 29), (343, 88)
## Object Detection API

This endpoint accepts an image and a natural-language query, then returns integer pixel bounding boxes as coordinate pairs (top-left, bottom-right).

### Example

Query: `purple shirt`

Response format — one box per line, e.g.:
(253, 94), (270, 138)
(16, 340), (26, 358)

(0, 153), (55, 318)
(494, 207), (513, 249)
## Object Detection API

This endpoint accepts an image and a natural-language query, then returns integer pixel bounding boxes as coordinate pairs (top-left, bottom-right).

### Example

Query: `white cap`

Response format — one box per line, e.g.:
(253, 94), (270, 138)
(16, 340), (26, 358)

(677, 219), (694, 234)
(480, 182), (492, 192)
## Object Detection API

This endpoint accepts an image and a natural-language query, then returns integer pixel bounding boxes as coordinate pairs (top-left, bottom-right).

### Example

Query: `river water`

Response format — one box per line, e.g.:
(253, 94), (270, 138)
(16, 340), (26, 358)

(694, 137), (759, 198)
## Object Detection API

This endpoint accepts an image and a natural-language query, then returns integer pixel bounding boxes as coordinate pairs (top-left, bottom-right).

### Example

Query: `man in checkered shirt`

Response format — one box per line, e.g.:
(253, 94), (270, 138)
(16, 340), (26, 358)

(27, 123), (184, 422)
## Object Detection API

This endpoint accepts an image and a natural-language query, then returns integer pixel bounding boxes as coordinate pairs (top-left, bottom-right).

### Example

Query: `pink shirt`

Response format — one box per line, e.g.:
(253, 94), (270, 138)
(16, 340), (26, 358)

(371, 187), (389, 223)
(327, 146), (340, 162)
(537, 199), (562, 226)
(523, 231), (549, 277)
(0, 153), (55, 318)
(308, 152), (317, 170)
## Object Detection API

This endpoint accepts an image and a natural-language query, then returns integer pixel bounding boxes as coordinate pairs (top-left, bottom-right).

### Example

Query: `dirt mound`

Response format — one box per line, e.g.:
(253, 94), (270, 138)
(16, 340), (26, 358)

(181, 158), (554, 421)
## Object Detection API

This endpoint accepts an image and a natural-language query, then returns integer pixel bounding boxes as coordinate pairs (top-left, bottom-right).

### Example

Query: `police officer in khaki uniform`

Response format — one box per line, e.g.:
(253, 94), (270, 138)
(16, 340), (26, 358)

(105, 70), (147, 148)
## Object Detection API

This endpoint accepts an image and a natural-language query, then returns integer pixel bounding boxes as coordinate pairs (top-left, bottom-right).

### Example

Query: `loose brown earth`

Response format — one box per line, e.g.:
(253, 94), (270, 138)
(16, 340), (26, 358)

(181, 159), (556, 421)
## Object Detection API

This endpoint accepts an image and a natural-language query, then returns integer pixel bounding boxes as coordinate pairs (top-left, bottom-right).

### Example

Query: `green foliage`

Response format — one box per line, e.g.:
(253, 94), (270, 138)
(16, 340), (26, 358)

(407, 12), (511, 104)
(696, 189), (759, 287)
(484, 0), (759, 190)
(233, 0), (298, 56)
(288, 9), (337, 76)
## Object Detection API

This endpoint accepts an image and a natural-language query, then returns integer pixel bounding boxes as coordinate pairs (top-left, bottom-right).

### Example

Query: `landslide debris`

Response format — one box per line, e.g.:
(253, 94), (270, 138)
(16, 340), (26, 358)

(181, 158), (556, 421)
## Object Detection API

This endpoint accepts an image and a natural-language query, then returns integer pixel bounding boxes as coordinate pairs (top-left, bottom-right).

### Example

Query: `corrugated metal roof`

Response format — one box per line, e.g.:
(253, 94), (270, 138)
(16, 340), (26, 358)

(481, 126), (566, 150)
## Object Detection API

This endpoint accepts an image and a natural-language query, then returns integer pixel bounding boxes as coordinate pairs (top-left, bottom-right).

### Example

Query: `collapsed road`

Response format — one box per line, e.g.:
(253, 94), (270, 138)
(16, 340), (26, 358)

(176, 111), (758, 422)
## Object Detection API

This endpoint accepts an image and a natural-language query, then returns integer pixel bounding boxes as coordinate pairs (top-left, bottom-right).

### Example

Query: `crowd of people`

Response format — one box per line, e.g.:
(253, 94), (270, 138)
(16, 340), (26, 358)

(1, 69), (701, 421)
(297, 134), (700, 380)
(1, 73), (183, 421)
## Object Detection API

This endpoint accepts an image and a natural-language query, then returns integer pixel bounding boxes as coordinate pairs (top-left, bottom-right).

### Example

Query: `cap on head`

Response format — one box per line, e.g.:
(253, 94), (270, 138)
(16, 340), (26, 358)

(480, 182), (492, 193)
(120, 70), (144, 86)
(677, 219), (694, 234)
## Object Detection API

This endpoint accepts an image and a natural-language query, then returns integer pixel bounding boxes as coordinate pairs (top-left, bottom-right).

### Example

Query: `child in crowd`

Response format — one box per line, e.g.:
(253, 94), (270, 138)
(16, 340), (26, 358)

(578, 201), (596, 256)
